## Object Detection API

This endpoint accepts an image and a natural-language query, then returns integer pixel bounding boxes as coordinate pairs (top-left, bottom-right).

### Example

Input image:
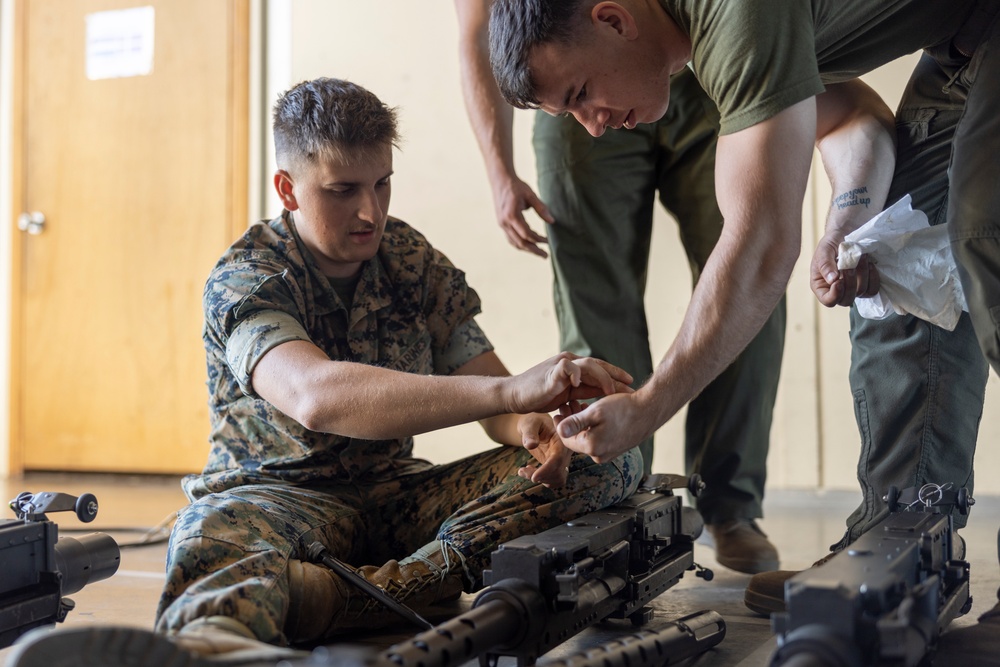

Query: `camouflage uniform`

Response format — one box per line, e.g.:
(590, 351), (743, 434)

(156, 211), (642, 645)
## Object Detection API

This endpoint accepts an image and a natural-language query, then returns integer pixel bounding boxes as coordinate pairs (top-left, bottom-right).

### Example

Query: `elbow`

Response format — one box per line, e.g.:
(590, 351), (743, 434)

(283, 382), (343, 434)
(294, 393), (389, 440)
(869, 99), (896, 140)
(290, 394), (330, 434)
(757, 223), (801, 288)
(773, 234), (801, 277)
(861, 111), (897, 160)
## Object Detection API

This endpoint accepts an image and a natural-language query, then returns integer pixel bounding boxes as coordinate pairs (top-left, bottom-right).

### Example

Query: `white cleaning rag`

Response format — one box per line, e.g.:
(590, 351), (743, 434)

(836, 195), (967, 331)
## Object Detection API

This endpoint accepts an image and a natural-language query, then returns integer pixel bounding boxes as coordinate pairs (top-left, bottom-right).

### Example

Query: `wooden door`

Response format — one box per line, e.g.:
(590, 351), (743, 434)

(10, 0), (249, 473)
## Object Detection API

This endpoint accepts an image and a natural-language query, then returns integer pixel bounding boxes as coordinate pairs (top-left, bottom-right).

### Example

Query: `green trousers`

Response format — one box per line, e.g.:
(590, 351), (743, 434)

(836, 4), (999, 546)
(532, 68), (786, 525)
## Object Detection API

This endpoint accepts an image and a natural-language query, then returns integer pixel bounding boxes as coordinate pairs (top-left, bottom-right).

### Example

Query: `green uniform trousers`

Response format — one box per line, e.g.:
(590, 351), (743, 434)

(837, 3), (999, 546)
(532, 68), (786, 525)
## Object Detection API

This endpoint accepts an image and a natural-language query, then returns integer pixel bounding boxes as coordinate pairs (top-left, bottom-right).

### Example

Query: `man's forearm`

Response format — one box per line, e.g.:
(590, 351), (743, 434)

(479, 412), (523, 447)
(816, 80), (896, 235)
(640, 101), (815, 434)
(642, 217), (799, 430)
(318, 366), (508, 440)
(456, 0), (517, 182)
(255, 343), (631, 442)
(253, 341), (510, 440)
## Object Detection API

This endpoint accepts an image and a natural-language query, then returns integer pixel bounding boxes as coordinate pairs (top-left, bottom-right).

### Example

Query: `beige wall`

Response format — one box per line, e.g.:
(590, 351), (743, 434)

(1, 1), (996, 494)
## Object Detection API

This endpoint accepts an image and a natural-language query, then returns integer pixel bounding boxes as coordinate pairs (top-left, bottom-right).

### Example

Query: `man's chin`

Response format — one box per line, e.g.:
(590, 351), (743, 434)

(646, 98), (672, 124)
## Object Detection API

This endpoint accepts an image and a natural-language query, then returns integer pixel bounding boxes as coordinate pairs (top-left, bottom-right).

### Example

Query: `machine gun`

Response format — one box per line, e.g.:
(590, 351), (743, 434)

(770, 483), (974, 667)
(307, 474), (725, 667)
(0, 491), (121, 648)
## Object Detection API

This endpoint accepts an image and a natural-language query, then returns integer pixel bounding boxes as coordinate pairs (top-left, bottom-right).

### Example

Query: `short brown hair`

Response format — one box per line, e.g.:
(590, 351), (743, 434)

(272, 77), (399, 167)
(489, 0), (590, 109)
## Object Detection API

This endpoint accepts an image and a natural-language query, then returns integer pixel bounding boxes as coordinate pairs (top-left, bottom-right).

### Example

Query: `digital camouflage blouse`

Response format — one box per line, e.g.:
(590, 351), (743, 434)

(185, 211), (494, 498)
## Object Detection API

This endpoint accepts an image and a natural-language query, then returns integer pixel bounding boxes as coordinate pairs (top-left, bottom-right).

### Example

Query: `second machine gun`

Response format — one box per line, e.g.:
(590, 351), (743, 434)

(770, 483), (973, 667)
(0, 491), (121, 648)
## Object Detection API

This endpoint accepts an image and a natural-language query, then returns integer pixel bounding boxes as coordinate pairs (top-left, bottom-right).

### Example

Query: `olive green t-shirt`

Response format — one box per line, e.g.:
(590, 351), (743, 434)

(660, 0), (978, 134)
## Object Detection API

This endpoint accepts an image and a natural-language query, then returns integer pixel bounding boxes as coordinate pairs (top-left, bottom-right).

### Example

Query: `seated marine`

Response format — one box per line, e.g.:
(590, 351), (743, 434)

(7, 77), (642, 667)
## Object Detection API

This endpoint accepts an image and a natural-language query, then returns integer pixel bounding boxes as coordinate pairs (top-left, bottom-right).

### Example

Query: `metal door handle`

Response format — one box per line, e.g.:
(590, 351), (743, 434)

(18, 211), (46, 235)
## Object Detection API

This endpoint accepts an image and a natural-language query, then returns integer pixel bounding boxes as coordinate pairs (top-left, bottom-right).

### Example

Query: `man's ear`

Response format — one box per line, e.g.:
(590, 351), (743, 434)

(274, 169), (298, 211)
(591, 2), (638, 40)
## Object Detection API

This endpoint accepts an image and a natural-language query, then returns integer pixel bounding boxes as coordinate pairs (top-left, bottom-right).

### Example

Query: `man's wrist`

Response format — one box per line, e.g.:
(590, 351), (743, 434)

(485, 160), (517, 188)
(492, 375), (517, 415)
(636, 371), (683, 434)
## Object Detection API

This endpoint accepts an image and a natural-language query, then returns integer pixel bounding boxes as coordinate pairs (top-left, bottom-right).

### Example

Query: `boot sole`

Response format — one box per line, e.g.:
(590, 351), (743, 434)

(744, 588), (785, 616)
(6, 625), (209, 667)
(716, 554), (780, 575)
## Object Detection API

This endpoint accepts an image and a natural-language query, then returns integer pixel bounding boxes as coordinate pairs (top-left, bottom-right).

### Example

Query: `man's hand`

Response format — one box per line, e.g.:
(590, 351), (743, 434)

(517, 412), (571, 487)
(491, 175), (554, 258)
(454, 0), (554, 258)
(505, 352), (633, 415)
(554, 391), (655, 463)
(810, 231), (880, 307)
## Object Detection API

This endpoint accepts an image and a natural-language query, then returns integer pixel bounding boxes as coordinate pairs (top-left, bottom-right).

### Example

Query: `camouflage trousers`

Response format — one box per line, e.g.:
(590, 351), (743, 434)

(155, 445), (641, 645)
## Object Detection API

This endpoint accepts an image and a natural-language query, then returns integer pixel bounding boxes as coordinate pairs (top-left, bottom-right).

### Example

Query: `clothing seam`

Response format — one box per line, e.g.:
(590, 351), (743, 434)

(916, 323), (942, 485)
(854, 390), (874, 529)
(950, 227), (1000, 241)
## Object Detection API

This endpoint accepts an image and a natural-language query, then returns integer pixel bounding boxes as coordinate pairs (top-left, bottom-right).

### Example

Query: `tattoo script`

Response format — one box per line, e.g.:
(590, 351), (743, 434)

(834, 186), (871, 210)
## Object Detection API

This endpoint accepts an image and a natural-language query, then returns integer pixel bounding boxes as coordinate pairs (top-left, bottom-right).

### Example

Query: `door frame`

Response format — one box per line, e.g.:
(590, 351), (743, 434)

(0, 0), (14, 476)
(5, 0), (253, 476)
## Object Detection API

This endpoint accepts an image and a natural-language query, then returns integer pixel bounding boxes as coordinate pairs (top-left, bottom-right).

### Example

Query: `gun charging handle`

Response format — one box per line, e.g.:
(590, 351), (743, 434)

(10, 491), (99, 523)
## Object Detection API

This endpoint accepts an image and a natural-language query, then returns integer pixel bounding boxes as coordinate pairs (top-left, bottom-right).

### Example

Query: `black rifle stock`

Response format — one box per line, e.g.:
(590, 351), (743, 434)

(770, 484), (973, 667)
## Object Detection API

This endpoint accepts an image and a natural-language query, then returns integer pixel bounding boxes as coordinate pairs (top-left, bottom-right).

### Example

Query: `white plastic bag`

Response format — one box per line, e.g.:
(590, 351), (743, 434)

(836, 195), (967, 331)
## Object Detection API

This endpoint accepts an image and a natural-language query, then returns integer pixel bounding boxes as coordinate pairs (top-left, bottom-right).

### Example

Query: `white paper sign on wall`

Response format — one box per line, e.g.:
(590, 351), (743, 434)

(85, 6), (155, 81)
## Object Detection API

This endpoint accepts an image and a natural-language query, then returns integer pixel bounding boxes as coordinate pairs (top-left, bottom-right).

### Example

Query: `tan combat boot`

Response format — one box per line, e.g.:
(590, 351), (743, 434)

(705, 519), (780, 574)
(744, 551), (841, 616)
(285, 543), (466, 643)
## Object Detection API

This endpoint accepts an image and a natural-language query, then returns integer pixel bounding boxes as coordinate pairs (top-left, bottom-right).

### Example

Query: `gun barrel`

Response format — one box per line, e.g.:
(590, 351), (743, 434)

(379, 599), (520, 667)
(53, 532), (120, 596)
(526, 610), (726, 667)
(381, 606), (725, 667)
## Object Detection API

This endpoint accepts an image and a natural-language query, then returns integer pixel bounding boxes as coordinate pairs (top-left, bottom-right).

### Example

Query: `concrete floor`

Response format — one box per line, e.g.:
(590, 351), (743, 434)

(1, 472), (998, 666)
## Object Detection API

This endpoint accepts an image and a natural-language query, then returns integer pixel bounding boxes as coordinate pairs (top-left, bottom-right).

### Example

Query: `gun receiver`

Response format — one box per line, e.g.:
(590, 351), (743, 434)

(771, 484), (973, 667)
